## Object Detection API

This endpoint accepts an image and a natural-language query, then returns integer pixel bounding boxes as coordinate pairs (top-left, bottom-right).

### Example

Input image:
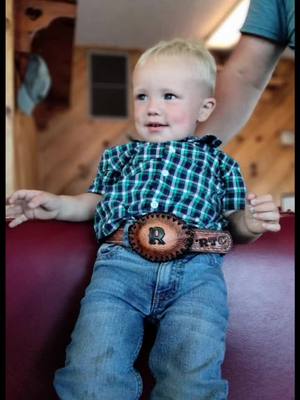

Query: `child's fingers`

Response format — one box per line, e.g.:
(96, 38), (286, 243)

(261, 222), (281, 232)
(249, 200), (279, 214)
(253, 212), (280, 223)
(6, 204), (23, 217)
(246, 192), (257, 202)
(7, 190), (41, 205)
(7, 192), (48, 210)
(246, 193), (281, 234)
(6, 191), (28, 204)
(253, 205), (278, 214)
(248, 194), (273, 206)
(8, 214), (29, 228)
(27, 192), (56, 210)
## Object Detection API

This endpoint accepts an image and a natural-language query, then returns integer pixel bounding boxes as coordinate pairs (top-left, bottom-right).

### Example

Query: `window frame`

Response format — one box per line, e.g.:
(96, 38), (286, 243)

(88, 50), (129, 119)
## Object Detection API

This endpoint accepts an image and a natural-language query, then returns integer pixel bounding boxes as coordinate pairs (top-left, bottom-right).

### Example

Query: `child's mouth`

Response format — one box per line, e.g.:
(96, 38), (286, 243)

(146, 123), (168, 132)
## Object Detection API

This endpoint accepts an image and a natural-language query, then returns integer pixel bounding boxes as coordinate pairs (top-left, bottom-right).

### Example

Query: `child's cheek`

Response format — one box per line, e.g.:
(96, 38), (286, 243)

(170, 109), (190, 125)
(134, 104), (144, 121)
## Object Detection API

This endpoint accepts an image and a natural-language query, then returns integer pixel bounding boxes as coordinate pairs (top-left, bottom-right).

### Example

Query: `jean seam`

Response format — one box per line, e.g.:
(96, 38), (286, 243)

(130, 323), (144, 400)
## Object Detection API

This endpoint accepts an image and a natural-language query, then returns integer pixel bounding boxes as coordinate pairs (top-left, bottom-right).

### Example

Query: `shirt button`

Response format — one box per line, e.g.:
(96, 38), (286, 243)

(151, 200), (159, 209)
(162, 169), (169, 177)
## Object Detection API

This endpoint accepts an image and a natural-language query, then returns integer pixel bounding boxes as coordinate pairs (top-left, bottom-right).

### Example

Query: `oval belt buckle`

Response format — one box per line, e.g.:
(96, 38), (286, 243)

(128, 213), (194, 262)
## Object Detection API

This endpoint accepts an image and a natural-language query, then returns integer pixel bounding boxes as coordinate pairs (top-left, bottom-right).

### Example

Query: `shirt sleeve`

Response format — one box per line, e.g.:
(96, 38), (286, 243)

(240, 0), (294, 48)
(88, 143), (136, 195)
(221, 160), (247, 212)
(88, 152), (108, 195)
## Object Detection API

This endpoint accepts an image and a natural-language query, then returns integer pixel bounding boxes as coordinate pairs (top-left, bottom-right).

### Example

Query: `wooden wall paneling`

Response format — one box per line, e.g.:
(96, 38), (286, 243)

(40, 120), (130, 192)
(31, 17), (76, 130)
(38, 47), (140, 195)
(14, 111), (39, 189)
(14, 0), (76, 53)
(247, 153), (294, 206)
(7, 0), (39, 194)
(224, 58), (294, 206)
(7, 0), (78, 193)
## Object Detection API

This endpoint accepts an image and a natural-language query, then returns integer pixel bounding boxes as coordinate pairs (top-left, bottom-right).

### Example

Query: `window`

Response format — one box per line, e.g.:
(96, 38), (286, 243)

(89, 53), (128, 118)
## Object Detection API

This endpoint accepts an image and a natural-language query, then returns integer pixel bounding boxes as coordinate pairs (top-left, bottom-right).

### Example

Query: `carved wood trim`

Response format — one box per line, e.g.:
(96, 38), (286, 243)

(15, 0), (76, 52)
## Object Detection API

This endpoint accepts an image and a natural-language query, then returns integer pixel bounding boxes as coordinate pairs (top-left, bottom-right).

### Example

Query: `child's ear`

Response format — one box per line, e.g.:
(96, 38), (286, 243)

(197, 98), (216, 122)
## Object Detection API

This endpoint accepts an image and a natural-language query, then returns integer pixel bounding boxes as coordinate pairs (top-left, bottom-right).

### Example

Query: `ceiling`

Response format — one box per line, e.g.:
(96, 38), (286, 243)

(75, 0), (241, 49)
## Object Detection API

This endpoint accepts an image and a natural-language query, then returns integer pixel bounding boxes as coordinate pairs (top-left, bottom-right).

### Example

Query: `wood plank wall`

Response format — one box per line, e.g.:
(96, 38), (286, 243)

(37, 46), (294, 207)
(37, 47), (139, 194)
(223, 58), (295, 206)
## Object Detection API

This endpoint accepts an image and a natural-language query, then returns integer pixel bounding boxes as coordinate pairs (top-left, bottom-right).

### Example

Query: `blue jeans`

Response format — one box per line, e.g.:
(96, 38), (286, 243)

(54, 232), (229, 399)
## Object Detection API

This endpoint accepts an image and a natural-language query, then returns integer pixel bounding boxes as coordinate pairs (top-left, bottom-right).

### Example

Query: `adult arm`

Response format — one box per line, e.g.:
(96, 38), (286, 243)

(197, 35), (285, 144)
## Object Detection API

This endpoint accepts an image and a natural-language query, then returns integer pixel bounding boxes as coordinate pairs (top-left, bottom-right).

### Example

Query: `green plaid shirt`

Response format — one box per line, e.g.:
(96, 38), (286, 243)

(88, 135), (246, 240)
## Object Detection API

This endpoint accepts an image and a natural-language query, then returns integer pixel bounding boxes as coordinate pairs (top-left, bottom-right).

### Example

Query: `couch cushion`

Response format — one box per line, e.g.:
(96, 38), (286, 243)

(6, 215), (294, 399)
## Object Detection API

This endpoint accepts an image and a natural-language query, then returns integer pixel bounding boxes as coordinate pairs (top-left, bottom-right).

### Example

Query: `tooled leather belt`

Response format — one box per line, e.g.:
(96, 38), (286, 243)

(105, 212), (232, 262)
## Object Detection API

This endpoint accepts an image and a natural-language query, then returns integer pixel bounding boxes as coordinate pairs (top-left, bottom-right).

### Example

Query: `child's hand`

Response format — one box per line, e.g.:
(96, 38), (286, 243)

(245, 192), (281, 234)
(6, 190), (61, 228)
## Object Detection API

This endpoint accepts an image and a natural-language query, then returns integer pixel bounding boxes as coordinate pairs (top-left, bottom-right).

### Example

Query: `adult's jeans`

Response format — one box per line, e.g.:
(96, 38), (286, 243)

(54, 241), (229, 399)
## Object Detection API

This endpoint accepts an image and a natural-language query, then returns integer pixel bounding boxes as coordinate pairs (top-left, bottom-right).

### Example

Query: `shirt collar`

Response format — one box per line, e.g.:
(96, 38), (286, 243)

(128, 134), (222, 148)
(184, 135), (222, 147)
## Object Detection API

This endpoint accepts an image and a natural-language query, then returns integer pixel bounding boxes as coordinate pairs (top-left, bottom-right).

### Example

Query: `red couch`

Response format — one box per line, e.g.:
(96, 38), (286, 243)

(6, 214), (294, 400)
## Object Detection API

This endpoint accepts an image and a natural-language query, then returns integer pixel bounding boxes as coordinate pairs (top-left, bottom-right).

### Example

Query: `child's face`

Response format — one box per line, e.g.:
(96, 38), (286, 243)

(133, 55), (215, 143)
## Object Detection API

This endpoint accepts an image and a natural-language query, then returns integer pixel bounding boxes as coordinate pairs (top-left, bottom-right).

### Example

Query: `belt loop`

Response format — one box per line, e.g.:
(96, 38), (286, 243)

(123, 218), (136, 247)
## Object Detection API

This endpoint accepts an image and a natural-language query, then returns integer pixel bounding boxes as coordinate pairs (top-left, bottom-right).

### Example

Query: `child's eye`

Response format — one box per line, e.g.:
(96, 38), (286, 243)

(136, 93), (147, 101)
(164, 93), (177, 100)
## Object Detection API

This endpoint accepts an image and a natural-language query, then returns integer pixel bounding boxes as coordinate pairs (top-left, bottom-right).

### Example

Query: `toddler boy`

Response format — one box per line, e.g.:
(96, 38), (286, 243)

(7, 38), (280, 399)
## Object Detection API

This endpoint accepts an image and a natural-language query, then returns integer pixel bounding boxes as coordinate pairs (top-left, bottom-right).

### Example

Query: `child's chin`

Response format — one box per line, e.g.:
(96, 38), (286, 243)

(147, 135), (169, 143)
(139, 130), (180, 143)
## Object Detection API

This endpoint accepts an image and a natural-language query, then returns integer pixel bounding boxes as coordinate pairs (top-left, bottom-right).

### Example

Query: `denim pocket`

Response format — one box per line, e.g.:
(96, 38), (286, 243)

(192, 253), (224, 267)
(97, 243), (119, 258)
(209, 253), (224, 267)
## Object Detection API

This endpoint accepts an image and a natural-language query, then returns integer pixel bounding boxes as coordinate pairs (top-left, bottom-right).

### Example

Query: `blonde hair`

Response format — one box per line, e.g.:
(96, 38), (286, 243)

(136, 38), (216, 94)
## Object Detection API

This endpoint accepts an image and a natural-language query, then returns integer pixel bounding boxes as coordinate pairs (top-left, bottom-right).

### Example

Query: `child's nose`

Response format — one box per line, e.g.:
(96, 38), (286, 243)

(147, 99), (161, 115)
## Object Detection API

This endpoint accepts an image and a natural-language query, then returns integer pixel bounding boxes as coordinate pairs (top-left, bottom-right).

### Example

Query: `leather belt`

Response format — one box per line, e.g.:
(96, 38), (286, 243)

(105, 213), (232, 262)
